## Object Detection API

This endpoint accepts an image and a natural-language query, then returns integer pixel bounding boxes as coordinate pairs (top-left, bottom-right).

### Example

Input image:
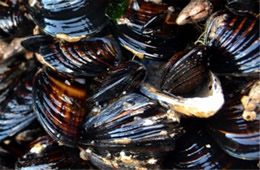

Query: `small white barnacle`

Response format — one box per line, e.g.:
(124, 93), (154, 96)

(30, 143), (47, 154)
(113, 138), (132, 144)
(143, 119), (154, 126)
(160, 130), (168, 136)
(147, 158), (158, 165)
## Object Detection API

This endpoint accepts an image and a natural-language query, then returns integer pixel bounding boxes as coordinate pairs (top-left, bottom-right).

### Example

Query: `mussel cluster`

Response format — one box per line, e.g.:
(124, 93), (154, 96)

(0, 0), (259, 169)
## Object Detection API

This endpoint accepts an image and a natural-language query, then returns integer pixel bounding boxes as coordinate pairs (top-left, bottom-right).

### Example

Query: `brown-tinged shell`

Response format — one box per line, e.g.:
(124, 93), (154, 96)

(112, 0), (192, 60)
(205, 11), (259, 77)
(33, 67), (88, 147)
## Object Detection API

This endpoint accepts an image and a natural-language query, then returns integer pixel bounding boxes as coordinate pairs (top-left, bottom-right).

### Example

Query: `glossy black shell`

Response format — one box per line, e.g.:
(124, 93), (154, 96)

(205, 11), (259, 77)
(27, 0), (108, 41)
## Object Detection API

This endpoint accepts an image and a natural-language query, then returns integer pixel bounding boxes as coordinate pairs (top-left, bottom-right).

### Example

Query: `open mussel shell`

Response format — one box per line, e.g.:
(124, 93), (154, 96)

(204, 11), (259, 77)
(88, 60), (147, 103)
(141, 72), (224, 118)
(27, 0), (108, 42)
(33, 67), (88, 147)
(81, 93), (185, 169)
(0, 58), (38, 142)
(161, 45), (209, 97)
(141, 46), (224, 118)
(22, 35), (123, 77)
(166, 129), (258, 169)
(16, 136), (80, 169)
(207, 81), (260, 160)
(0, 6), (34, 39)
(112, 0), (192, 60)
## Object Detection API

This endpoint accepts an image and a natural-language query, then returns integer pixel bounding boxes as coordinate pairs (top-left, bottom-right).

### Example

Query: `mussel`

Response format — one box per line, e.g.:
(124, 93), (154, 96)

(166, 129), (258, 169)
(81, 93), (185, 169)
(22, 35), (123, 77)
(141, 46), (224, 118)
(88, 60), (147, 103)
(33, 67), (87, 147)
(161, 45), (209, 96)
(176, 0), (259, 25)
(0, 6), (33, 39)
(26, 0), (109, 42)
(16, 135), (81, 169)
(0, 58), (38, 142)
(204, 11), (259, 77)
(225, 0), (260, 17)
(112, 0), (193, 60)
(207, 80), (260, 160)
(0, 0), (258, 169)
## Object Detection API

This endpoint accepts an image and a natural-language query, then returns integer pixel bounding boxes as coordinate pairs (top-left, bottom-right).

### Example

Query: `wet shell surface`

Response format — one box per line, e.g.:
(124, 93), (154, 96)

(33, 67), (87, 147)
(0, 58), (37, 142)
(16, 136), (81, 169)
(27, 0), (109, 42)
(156, 45), (225, 117)
(205, 11), (260, 77)
(161, 45), (209, 96)
(88, 60), (147, 103)
(207, 86), (260, 160)
(21, 35), (123, 77)
(0, 0), (259, 169)
(112, 0), (192, 60)
(81, 93), (185, 169)
(168, 129), (258, 169)
(0, 6), (33, 39)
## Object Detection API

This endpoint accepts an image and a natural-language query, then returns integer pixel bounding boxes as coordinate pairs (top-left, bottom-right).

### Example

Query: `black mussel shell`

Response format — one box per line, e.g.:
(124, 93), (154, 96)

(205, 11), (259, 77)
(161, 45), (209, 97)
(16, 136), (80, 169)
(166, 129), (258, 169)
(27, 0), (108, 42)
(207, 82), (260, 160)
(112, 0), (193, 60)
(83, 93), (184, 148)
(0, 58), (38, 142)
(0, 57), (27, 107)
(0, 6), (34, 39)
(226, 0), (260, 16)
(22, 35), (123, 77)
(81, 93), (185, 169)
(88, 60), (147, 103)
(33, 67), (88, 147)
